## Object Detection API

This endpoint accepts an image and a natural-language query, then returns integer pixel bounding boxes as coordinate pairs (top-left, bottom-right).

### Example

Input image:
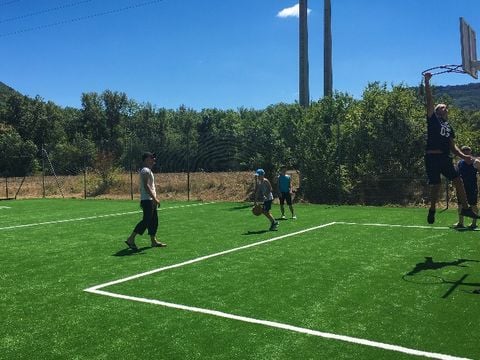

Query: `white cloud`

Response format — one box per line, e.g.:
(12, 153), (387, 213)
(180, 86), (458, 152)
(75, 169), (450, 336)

(277, 4), (311, 18)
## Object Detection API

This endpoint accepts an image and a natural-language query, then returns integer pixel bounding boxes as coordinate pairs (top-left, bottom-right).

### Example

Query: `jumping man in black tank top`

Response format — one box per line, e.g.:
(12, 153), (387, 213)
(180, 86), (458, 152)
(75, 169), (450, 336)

(423, 72), (480, 224)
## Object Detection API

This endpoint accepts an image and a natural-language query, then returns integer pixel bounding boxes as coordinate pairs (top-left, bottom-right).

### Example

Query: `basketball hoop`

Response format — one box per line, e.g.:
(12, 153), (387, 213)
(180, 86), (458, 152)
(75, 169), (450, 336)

(422, 18), (479, 79)
(421, 64), (465, 77)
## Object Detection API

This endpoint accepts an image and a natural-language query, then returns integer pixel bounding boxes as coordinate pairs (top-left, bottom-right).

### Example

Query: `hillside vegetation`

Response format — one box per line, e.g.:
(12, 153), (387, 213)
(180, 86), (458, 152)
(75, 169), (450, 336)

(1, 80), (480, 205)
(434, 82), (480, 110)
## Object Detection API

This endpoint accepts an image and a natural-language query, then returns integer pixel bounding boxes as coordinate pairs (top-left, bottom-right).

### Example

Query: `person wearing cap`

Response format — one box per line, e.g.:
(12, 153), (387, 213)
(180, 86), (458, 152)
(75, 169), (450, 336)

(454, 146), (478, 229)
(423, 72), (479, 224)
(254, 168), (279, 231)
(125, 152), (166, 250)
(277, 165), (296, 220)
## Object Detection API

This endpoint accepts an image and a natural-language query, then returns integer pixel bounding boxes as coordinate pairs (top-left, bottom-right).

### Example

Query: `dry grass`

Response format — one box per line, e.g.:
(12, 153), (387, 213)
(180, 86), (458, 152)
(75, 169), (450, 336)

(2, 171), (300, 202)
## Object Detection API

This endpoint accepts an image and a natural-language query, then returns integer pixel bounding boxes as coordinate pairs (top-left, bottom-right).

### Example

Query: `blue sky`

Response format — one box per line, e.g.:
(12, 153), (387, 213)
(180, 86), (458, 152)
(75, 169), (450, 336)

(0, 0), (479, 110)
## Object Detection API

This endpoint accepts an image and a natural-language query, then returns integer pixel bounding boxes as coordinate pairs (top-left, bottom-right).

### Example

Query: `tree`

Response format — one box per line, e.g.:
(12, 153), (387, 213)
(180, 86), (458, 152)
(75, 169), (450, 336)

(81, 92), (107, 149)
(0, 124), (37, 177)
(102, 90), (128, 155)
(340, 83), (425, 204)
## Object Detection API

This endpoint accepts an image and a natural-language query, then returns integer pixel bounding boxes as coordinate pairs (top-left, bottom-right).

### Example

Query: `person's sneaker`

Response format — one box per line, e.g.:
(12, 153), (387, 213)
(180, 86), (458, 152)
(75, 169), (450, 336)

(281, 215), (287, 220)
(453, 223), (466, 229)
(151, 241), (167, 247)
(468, 224), (478, 230)
(460, 207), (480, 219)
(269, 221), (279, 231)
(125, 240), (138, 251)
(292, 215), (297, 220)
(427, 209), (435, 224)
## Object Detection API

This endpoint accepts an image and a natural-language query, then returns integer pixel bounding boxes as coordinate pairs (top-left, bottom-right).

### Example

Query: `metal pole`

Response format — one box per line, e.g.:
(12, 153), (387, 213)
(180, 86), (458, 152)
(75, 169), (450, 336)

(187, 130), (190, 202)
(83, 162), (87, 199)
(42, 145), (46, 198)
(130, 135), (133, 200)
(445, 180), (449, 210)
(337, 109), (341, 204)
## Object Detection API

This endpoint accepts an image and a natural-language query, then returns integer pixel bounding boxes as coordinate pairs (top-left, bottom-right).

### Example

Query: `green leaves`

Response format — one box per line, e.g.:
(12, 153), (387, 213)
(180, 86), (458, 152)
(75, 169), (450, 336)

(1, 83), (480, 204)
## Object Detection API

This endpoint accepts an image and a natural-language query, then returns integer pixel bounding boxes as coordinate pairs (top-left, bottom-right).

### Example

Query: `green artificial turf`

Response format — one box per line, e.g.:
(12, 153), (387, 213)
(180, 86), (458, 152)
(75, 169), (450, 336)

(1, 199), (479, 359)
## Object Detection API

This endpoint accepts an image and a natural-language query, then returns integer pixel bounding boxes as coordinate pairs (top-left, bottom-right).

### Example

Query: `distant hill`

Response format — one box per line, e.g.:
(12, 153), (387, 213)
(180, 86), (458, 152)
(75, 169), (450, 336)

(0, 81), (21, 106)
(1, 80), (480, 111)
(433, 82), (480, 110)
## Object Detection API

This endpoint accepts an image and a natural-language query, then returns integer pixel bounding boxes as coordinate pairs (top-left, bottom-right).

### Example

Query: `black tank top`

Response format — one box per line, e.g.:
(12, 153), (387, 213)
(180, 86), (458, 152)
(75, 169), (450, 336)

(425, 113), (454, 154)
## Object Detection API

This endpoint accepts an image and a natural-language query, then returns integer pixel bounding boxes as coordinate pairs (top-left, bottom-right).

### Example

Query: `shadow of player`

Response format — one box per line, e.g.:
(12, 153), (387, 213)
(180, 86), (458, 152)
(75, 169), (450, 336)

(406, 257), (479, 276)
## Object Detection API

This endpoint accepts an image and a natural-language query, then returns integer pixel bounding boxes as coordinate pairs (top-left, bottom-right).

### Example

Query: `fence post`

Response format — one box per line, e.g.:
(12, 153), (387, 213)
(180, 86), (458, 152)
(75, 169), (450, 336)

(42, 146), (46, 198)
(83, 165), (87, 199)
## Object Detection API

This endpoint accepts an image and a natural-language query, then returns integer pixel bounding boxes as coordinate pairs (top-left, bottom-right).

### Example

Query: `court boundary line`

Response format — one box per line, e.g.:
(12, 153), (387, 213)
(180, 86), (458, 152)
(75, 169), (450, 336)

(0, 202), (216, 231)
(84, 221), (471, 360)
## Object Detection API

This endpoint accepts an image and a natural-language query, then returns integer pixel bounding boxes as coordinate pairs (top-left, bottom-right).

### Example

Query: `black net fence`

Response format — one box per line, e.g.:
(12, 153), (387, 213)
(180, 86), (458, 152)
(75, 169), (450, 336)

(1, 146), (451, 208)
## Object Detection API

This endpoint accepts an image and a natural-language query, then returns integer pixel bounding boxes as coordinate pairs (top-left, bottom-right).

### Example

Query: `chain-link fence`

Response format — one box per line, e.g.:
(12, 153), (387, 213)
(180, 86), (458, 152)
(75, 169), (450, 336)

(2, 167), (454, 209)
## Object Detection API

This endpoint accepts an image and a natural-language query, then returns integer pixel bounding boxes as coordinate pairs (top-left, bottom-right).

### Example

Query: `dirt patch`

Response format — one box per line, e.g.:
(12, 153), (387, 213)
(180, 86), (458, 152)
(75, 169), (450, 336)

(3, 171), (300, 202)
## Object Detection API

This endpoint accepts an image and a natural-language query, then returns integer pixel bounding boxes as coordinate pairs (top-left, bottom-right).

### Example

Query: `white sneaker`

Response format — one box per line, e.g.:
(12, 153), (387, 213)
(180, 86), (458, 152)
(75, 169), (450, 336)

(281, 215), (286, 219)
(292, 215), (297, 219)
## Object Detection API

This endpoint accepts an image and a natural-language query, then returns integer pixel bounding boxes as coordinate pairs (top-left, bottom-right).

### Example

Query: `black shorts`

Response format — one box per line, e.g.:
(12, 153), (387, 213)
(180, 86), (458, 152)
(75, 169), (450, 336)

(464, 185), (478, 206)
(425, 153), (459, 185)
(263, 200), (273, 212)
(279, 192), (292, 205)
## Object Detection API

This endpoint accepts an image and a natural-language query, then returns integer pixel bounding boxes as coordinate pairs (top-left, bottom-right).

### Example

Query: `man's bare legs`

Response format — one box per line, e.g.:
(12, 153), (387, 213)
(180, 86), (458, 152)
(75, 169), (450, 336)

(126, 232), (166, 249)
(430, 177), (479, 224)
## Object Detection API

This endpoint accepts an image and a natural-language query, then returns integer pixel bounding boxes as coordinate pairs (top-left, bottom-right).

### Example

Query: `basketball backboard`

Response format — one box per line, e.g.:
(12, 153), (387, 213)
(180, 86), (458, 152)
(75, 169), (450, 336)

(460, 17), (479, 79)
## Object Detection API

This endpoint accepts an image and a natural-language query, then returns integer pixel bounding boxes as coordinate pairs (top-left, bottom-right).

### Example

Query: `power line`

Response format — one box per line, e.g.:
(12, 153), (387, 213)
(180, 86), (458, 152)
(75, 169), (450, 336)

(0, 0), (21, 7)
(0, 0), (95, 24)
(0, 0), (164, 38)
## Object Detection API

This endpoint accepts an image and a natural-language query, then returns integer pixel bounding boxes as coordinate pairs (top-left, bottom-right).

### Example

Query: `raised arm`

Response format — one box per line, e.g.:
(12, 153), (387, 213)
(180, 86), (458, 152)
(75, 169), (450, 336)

(450, 139), (473, 163)
(424, 72), (434, 118)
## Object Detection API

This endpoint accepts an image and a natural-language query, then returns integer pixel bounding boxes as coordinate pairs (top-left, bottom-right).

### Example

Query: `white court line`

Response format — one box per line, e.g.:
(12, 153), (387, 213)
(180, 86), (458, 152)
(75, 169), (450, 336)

(84, 221), (471, 360)
(88, 289), (470, 360)
(0, 206), (11, 209)
(336, 221), (450, 230)
(85, 222), (336, 291)
(0, 202), (215, 231)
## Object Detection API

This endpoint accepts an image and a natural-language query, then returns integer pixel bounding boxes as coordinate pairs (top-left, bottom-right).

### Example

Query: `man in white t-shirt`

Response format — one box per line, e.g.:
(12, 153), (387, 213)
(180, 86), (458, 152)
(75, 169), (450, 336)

(125, 152), (166, 250)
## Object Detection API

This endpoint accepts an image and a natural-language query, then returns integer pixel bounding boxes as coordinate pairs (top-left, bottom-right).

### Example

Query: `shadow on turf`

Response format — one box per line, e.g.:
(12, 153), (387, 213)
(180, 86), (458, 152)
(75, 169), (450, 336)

(403, 257), (480, 298)
(113, 246), (150, 256)
(242, 229), (270, 235)
(405, 257), (479, 276)
(228, 204), (253, 211)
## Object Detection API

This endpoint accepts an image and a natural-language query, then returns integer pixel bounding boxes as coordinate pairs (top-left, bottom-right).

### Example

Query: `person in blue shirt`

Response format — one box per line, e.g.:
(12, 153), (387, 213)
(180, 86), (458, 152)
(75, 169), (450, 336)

(455, 146), (478, 229)
(423, 72), (479, 224)
(277, 165), (296, 219)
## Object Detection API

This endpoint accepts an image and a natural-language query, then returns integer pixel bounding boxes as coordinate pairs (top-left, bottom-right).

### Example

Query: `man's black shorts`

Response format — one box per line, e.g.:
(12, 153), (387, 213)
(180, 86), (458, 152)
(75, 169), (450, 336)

(279, 192), (292, 206)
(464, 184), (478, 206)
(425, 153), (459, 185)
